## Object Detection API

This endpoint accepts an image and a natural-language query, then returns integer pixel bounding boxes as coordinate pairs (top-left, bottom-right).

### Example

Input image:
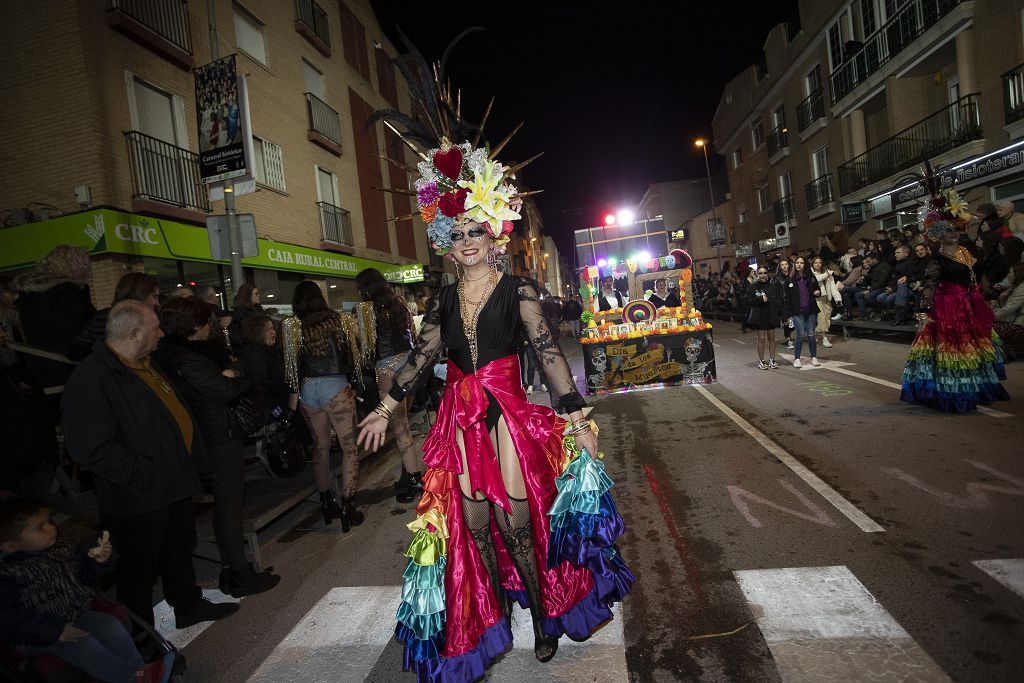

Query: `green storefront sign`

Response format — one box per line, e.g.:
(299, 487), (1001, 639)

(0, 208), (425, 283)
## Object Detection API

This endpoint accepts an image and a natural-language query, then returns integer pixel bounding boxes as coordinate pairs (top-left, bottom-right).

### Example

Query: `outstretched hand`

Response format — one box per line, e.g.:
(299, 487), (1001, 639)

(357, 412), (389, 453)
(87, 530), (111, 563)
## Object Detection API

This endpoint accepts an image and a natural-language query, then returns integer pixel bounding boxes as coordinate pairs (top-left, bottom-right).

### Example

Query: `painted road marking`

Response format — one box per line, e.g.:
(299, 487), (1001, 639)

(153, 588), (240, 650)
(728, 481), (837, 529)
(694, 385), (885, 533)
(735, 566), (950, 682)
(973, 559), (1024, 599)
(731, 338), (746, 345)
(250, 586), (399, 683)
(249, 587), (627, 682)
(818, 365), (1013, 418)
(882, 460), (1024, 510)
(797, 378), (853, 397)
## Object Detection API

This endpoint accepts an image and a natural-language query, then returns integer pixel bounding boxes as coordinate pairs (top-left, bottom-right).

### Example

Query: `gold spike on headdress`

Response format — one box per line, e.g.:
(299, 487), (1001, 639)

(489, 122), (523, 160)
(382, 121), (428, 161)
(505, 152), (544, 177)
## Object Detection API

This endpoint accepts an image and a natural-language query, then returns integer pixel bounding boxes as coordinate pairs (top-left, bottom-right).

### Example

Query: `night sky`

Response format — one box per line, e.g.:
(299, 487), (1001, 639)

(369, 1), (799, 257)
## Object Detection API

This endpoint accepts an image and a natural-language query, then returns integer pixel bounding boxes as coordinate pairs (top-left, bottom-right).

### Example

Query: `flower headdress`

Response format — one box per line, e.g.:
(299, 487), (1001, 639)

(367, 28), (542, 256)
(910, 160), (971, 241)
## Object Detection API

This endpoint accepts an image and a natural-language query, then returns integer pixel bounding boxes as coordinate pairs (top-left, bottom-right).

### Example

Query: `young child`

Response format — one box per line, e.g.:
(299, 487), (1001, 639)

(0, 497), (144, 683)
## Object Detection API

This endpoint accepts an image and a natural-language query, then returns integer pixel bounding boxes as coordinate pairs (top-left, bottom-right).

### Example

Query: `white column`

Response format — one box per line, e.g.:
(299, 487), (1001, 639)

(955, 28), (976, 96)
(849, 108), (867, 158)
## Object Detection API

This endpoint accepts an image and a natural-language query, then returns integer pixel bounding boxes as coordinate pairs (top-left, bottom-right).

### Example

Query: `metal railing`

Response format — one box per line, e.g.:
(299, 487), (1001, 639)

(767, 124), (788, 157)
(1003, 62), (1024, 125)
(829, 0), (962, 103)
(773, 195), (796, 223)
(110, 0), (192, 54)
(295, 0), (329, 47)
(805, 175), (834, 211)
(305, 92), (342, 147)
(837, 92), (981, 195)
(797, 90), (826, 131)
(318, 202), (352, 245)
(125, 131), (209, 212)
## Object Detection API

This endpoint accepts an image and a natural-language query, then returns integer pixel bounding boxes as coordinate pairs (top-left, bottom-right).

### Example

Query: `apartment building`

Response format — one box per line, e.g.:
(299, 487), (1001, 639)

(638, 177), (730, 271)
(0, 0), (441, 309)
(712, 0), (1024, 262)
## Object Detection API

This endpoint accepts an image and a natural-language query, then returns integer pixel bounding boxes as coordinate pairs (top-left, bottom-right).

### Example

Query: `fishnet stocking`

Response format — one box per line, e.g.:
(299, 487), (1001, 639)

(460, 495), (508, 619)
(494, 495), (557, 660)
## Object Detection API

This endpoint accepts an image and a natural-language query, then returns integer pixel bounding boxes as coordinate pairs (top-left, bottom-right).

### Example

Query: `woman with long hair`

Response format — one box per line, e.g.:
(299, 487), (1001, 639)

(284, 281), (364, 530)
(744, 265), (784, 369)
(775, 259), (795, 349)
(228, 283), (263, 349)
(356, 131), (631, 678)
(355, 268), (422, 503)
(901, 182), (1009, 412)
(785, 256), (822, 368)
(810, 256), (841, 348)
(155, 297), (280, 597)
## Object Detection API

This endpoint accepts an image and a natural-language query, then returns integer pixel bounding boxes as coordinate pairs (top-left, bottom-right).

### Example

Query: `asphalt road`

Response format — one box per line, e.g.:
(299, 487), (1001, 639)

(173, 323), (1024, 682)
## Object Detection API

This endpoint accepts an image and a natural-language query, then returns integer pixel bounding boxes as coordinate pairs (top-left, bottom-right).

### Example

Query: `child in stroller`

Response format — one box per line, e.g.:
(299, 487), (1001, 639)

(0, 497), (183, 683)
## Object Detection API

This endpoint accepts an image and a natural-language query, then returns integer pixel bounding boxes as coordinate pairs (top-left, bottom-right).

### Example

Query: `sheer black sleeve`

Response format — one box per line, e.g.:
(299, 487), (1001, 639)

(387, 290), (443, 403)
(516, 278), (586, 414)
(918, 257), (941, 312)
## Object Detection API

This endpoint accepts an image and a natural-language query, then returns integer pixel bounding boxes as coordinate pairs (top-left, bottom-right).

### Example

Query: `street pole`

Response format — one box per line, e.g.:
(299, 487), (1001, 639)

(207, 0), (245, 294)
(699, 142), (723, 274)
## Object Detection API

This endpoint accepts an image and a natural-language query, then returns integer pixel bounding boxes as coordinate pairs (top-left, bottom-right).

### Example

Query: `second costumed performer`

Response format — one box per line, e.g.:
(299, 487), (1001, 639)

(357, 38), (633, 682)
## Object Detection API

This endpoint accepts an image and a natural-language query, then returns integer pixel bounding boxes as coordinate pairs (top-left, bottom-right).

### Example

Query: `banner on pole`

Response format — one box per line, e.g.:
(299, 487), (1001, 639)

(195, 55), (250, 183)
(707, 218), (726, 248)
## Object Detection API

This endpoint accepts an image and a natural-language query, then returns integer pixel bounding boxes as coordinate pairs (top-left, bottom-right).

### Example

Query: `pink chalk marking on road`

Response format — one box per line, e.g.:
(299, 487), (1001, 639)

(643, 463), (707, 603)
(881, 460), (1024, 510)
(727, 480), (838, 529)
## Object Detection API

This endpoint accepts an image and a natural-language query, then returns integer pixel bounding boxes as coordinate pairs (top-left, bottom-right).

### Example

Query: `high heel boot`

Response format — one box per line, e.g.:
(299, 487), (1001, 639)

(319, 490), (350, 532)
(341, 495), (364, 526)
(395, 471), (423, 504)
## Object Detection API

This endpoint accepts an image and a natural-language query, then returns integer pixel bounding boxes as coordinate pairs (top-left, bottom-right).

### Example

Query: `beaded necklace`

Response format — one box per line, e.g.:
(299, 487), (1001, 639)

(458, 270), (499, 370)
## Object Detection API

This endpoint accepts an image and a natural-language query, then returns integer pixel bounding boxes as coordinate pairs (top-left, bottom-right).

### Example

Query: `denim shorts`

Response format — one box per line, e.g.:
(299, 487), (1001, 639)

(300, 375), (349, 410)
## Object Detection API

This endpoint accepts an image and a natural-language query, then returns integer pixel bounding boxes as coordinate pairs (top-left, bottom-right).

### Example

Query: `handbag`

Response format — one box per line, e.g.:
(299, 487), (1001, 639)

(230, 386), (268, 437)
(353, 369), (380, 422)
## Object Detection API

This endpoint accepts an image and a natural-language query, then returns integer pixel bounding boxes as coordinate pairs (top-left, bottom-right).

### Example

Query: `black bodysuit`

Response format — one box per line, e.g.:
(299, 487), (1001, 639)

(388, 275), (585, 429)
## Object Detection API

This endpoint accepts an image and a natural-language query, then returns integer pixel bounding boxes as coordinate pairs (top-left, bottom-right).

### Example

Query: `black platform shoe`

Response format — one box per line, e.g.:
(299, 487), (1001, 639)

(319, 490), (350, 532)
(534, 629), (559, 663)
(396, 471), (423, 504)
(341, 495), (364, 526)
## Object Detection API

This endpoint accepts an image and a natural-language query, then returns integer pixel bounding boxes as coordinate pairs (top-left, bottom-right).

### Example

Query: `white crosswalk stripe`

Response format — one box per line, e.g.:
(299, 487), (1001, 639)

(246, 586), (626, 682)
(973, 559), (1024, 599)
(734, 566), (951, 682)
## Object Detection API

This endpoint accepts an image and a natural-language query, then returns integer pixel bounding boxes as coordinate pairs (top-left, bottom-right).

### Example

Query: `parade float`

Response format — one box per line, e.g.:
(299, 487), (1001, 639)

(578, 249), (716, 395)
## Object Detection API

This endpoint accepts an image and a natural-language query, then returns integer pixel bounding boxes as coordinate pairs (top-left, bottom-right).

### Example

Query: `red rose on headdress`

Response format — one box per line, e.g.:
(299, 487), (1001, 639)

(933, 195), (947, 208)
(500, 220), (514, 235)
(438, 188), (469, 218)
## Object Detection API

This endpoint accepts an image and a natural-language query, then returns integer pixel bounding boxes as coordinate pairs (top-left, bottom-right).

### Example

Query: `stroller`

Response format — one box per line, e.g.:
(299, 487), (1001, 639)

(0, 593), (185, 683)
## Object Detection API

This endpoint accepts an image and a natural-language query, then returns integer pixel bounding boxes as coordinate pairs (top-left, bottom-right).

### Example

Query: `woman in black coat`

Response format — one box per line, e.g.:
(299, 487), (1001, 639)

(155, 296), (279, 598)
(236, 313), (290, 418)
(745, 265), (785, 369)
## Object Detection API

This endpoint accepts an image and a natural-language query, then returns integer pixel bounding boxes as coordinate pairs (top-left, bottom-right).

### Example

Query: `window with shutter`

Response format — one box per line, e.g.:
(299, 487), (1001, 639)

(233, 4), (266, 64)
(134, 80), (177, 143)
(302, 59), (325, 99)
(317, 167), (337, 205)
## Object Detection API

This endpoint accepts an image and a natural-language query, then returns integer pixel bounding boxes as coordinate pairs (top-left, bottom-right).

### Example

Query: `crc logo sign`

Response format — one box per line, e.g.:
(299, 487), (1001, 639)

(114, 221), (159, 245)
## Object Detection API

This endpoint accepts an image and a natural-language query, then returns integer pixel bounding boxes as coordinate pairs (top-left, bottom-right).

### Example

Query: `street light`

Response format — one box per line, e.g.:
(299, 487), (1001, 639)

(695, 138), (723, 273)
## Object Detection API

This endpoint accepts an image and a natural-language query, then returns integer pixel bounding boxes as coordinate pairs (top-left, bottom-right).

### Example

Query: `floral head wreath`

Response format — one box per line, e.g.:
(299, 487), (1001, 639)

(367, 28), (541, 257)
(911, 160), (971, 242)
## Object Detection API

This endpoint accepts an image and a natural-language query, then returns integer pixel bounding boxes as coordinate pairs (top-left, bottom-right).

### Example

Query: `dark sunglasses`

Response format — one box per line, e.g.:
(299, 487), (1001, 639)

(450, 227), (488, 243)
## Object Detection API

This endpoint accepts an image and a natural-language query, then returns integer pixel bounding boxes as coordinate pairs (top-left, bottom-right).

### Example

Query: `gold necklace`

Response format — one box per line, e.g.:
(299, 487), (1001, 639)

(458, 270), (499, 370)
(145, 365), (173, 394)
(461, 269), (492, 283)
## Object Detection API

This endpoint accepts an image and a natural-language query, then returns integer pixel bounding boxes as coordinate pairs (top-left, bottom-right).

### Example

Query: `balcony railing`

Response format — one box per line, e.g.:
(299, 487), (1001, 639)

(305, 92), (342, 148)
(829, 0), (963, 104)
(805, 175), (835, 212)
(767, 124), (788, 157)
(125, 131), (209, 213)
(318, 202), (353, 245)
(1003, 62), (1024, 125)
(797, 90), (826, 132)
(295, 0), (330, 48)
(837, 93), (981, 196)
(773, 195), (796, 223)
(110, 0), (192, 54)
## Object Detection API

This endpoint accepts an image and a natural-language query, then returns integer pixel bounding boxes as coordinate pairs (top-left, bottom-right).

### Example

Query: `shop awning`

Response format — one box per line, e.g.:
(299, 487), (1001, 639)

(0, 208), (424, 283)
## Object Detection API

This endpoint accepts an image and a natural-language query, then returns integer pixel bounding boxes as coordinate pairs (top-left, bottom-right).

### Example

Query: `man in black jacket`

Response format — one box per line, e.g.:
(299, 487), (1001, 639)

(856, 253), (893, 318)
(62, 300), (238, 628)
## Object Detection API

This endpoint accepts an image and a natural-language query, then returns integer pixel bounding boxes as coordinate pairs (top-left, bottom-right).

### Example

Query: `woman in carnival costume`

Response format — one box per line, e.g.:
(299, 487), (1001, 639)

(357, 31), (633, 681)
(900, 164), (1010, 412)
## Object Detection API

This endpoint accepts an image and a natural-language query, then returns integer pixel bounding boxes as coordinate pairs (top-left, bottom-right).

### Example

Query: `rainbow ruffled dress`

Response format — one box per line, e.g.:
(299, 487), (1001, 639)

(394, 355), (633, 681)
(901, 276), (1009, 413)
